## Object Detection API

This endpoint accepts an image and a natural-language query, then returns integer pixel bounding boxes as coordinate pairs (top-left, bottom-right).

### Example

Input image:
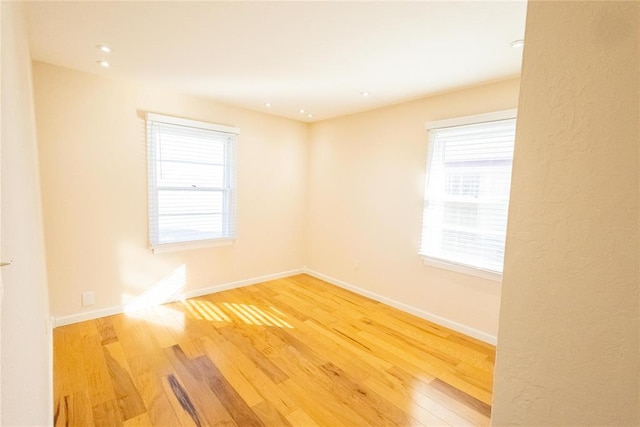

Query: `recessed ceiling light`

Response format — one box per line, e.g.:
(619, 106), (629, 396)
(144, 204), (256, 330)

(97, 45), (111, 53)
(361, 91), (369, 97)
(97, 60), (110, 68)
(299, 109), (305, 114)
(265, 102), (271, 108)
(307, 114), (313, 118)
(510, 39), (524, 48)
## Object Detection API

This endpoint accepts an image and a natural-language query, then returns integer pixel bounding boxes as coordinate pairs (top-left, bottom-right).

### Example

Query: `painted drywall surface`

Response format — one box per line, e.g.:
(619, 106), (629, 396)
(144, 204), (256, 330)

(307, 79), (520, 338)
(492, 1), (639, 425)
(1, 3), (52, 425)
(33, 62), (308, 319)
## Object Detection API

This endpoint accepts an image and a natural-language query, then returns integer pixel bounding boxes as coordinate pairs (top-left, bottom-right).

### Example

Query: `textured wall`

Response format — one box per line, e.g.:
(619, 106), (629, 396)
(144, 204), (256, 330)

(1, 2), (52, 425)
(493, 1), (640, 425)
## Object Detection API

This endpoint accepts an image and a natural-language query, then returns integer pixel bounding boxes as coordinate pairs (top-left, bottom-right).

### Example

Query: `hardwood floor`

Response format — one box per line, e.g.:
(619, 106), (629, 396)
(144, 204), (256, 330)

(54, 274), (495, 426)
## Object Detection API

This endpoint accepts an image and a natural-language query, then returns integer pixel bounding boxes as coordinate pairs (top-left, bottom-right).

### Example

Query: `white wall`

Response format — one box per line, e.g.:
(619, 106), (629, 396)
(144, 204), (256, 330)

(306, 79), (520, 341)
(33, 62), (309, 323)
(1, 2), (52, 425)
(493, 1), (639, 424)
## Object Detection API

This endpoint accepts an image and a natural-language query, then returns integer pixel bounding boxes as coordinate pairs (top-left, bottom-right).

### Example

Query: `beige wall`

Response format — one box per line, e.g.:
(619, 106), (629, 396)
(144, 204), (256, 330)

(36, 58), (520, 342)
(1, 2), (52, 425)
(35, 61), (520, 342)
(493, 1), (639, 425)
(307, 79), (520, 340)
(33, 62), (309, 321)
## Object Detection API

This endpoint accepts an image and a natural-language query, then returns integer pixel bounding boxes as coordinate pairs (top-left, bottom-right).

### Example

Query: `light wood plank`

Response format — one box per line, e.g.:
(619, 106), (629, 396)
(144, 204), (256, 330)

(82, 334), (116, 406)
(92, 399), (123, 427)
(159, 374), (202, 427)
(164, 344), (235, 426)
(251, 400), (292, 427)
(127, 354), (182, 427)
(54, 274), (495, 426)
(55, 391), (95, 427)
(201, 334), (299, 417)
(195, 355), (264, 426)
(95, 317), (118, 345)
(103, 342), (147, 421)
(123, 413), (153, 427)
(284, 408), (320, 427)
(196, 336), (264, 408)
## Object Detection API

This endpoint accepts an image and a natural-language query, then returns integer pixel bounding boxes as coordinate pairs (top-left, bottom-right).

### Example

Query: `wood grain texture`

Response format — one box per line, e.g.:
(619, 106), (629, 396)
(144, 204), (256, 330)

(54, 274), (494, 425)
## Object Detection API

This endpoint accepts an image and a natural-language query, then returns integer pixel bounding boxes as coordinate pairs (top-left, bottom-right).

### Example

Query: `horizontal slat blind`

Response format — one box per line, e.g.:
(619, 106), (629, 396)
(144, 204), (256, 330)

(420, 118), (516, 274)
(147, 114), (238, 247)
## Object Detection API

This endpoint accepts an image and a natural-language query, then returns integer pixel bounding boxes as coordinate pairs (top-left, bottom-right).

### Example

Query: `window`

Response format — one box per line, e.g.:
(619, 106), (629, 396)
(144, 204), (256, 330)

(147, 113), (238, 252)
(420, 110), (516, 278)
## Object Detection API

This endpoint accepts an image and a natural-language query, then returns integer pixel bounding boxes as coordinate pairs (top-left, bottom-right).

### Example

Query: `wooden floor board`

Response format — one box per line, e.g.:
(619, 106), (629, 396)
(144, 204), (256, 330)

(251, 400), (292, 427)
(54, 274), (494, 426)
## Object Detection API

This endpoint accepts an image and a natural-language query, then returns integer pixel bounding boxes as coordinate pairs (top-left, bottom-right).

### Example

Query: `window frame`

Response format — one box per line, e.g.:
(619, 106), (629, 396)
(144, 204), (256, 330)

(146, 112), (239, 253)
(420, 109), (517, 281)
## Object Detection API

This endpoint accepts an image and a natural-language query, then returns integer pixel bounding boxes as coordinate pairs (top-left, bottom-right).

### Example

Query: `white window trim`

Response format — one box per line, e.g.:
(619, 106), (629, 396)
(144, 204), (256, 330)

(421, 108), (517, 280)
(147, 112), (239, 135)
(151, 237), (236, 254)
(420, 256), (502, 282)
(147, 112), (239, 253)
(425, 109), (517, 131)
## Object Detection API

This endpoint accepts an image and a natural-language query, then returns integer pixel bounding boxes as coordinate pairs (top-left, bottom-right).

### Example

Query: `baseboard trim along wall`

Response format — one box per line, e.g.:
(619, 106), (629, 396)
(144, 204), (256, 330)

(52, 268), (304, 327)
(53, 267), (497, 345)
(304, 268), (497, 345)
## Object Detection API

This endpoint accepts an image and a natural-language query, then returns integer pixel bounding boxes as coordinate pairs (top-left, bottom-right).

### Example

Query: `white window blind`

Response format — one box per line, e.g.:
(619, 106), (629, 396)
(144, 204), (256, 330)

(147, 113), (238, 250)
(420, 114), (516, 275)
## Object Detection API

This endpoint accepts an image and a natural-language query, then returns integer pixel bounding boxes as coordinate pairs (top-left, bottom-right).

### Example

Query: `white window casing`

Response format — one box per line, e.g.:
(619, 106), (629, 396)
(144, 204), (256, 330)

(147, 113), (239, 253)
(420, 109), (517, 279)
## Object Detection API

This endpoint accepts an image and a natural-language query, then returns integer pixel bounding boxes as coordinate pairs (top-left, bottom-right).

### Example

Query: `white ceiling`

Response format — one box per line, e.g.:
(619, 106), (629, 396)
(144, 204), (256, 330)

(25, 1), (527, 122)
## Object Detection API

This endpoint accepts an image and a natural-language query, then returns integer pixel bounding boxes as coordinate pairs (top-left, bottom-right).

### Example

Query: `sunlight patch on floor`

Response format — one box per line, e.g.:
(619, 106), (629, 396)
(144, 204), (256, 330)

(180, 299), (232, 322)
(123, 265), (186, 313)
(179, 299), (293, 328)
(119, 264), (293, 329)
(122, 304), (186, 333)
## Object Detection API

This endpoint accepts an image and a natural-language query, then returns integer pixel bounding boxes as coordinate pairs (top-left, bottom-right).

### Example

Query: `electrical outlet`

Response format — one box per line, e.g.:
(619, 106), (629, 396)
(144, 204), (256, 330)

(353, 259), (360, 270)
(82, 291), (95, 307)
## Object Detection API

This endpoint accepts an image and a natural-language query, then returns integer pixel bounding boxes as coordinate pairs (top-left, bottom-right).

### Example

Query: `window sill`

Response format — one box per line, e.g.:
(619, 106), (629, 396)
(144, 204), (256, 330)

(420, 255), (502, 282)
(151, 237), (236, 254)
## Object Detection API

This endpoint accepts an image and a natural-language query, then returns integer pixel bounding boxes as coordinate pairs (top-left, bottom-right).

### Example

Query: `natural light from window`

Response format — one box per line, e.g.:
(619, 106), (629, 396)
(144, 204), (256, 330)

(420, 111), (517, 278)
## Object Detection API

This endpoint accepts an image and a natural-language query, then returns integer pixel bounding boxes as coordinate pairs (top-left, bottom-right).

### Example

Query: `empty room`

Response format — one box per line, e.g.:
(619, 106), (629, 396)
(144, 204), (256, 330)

(1, 1), (638, 426)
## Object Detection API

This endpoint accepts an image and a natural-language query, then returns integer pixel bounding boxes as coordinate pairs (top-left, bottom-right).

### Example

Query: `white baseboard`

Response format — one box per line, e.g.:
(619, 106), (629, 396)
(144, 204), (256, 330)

(53, 267), (496, 345)
(54, 305), (123, 327)
(52, 268), (304, 327)
(304, 268), (497, 345)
